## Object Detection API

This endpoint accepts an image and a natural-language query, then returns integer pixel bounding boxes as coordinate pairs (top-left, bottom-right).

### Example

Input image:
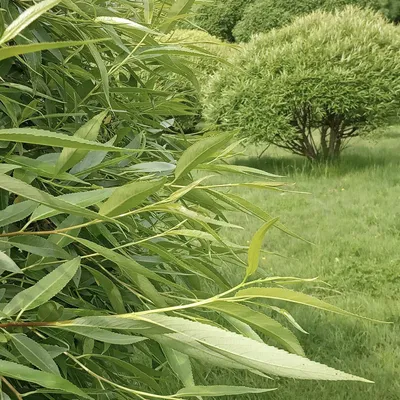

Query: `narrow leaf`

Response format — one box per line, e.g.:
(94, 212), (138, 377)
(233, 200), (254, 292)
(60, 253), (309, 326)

(0, 251), (21, 273)
(247, 218), (279, 277)
(0, 360), (91, 399)
(3, 258), (80, 316)
(0, 0), (61, 45)
(205, 301), (305, 356)
(10, 334), (60, 375)
(175, 132), (235, 180)
(235, 287), (385, 322)
(55, 111), (107, 174)
(175, 385), (276, 397)
(99, 179), (165, 217)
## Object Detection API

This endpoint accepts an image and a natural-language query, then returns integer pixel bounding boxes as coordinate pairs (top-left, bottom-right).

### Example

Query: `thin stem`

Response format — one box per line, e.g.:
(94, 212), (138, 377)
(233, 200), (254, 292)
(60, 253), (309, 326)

(66, 352), (180, 400)
(1, 377), (23, 400)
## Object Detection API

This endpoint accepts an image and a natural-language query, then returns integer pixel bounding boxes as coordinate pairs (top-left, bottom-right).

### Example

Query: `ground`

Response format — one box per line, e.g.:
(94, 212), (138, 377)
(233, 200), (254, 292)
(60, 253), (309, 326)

(208, 130), (400, 399)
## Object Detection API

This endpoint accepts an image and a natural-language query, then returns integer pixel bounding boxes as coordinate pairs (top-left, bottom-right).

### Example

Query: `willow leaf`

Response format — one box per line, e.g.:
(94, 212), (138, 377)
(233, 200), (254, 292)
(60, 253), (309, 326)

(0, 360), (91, 399)
(3, 258), (80, 316)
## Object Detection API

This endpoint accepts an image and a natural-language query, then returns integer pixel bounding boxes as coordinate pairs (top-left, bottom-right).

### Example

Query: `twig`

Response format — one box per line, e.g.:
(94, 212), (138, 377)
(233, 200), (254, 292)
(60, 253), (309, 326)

(1, 377), (23, 400)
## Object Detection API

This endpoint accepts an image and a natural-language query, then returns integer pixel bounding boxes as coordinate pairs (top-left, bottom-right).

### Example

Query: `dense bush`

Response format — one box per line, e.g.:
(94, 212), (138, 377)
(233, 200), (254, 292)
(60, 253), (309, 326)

(233, 0), (376, 42)
(380, 0), (400, 22)
(159, 29), (237, 131)
(192, 0), (254, 42)
(204, 7), (400, 160)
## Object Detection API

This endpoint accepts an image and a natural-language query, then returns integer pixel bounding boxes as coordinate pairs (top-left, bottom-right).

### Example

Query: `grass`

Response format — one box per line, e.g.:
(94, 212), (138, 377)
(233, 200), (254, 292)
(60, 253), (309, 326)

(207, 131), (400, 399)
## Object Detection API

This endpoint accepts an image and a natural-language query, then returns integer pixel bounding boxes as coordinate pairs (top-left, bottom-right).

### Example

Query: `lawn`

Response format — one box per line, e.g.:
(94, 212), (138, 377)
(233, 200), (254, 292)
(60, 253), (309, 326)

(208, 131), (400, 399)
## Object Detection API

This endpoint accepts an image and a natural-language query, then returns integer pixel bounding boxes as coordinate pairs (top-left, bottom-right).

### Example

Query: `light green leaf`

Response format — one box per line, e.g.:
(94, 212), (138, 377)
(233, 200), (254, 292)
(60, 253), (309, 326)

(160, 0), (196, 33)
(29, 188), (114, 222)
(0, 41), (105, 62)
(8, 236), (71, 260)
(247, 218), (279, 277)
(10, 334), (60, 375)
(205, 301), (305, 356)
(235, 287), (385, 322)
(94, 16), (160, 35)
(99, 179), (165, 217)
(85, 266), (126, 314)
(0, 174), (114, 223)
(175, 132), (235, 180)
(163, 346), (195, 388)
(127, 162), (176, 174)
(3, 258), (80, 316)
(0, 360), (91, 399)
(62, 327), (146, 345)
(87, 45), (110, 105)
(197, 163), (282, 178)
(174, 385), (276, 397)
(0, 251), (21, 273)
(55, 111), (107, 174)
(61, 313), (372, 382)
(0, 0), (61, 45)
(0, 128), (127, 152)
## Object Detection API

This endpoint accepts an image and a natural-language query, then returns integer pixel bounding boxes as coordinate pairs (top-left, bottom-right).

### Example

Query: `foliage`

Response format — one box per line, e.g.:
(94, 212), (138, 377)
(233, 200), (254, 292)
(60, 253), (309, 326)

(232, 0), (379, 42)
(204, 7), (400, 160)
(191, 0), (254, 42)
(158, 29), (237, 132)
(379, 0), (400, 23)
(0, 1), (377, 399)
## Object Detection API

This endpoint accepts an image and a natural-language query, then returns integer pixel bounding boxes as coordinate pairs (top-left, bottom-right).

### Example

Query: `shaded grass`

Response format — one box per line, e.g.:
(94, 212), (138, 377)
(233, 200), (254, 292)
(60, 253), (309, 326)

(208, 132), (400, 399)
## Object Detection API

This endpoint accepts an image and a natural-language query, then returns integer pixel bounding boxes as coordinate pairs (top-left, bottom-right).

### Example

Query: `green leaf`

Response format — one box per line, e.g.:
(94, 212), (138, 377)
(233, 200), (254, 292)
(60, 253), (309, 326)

(0, 128), (133, 152)
(247, 218), (279, 277)
(70, 237), (178, 289)
(0, 0), (61, 45)
(55, 111), (107, 174)
(62, 327), (146, 345)
(85, 266), (126, 314)
(127, 162), (176, 174)
(99, 179), (165, 217)
(197, 163), (282, 178)
(8, 236), (71, 259)
(163, 346), (195, 388)
(205, 301), (305, 356)
(174, 385), (276, 397)
(10, 334), (60, 375)
(235, 287), (385, 322)
(29, 188), (114, 222)
(0, 41), (105, 62)
(61, 313), (373, 382)
(3, 258), (80, 316)
(0, 174), (115, 223)
(174, 132), (235, 180)
(0, 360), (91, 399)
(0, 251), (21, 273)
(87, 44), (110, 105)
(94, 16), (160, 35)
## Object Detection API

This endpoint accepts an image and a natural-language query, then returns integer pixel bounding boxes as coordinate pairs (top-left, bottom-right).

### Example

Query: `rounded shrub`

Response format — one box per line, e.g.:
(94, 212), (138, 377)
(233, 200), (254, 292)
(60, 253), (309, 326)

(204, 7), (400, 160)
(159, 29), (237, 132)
(192, 0), (254, 42)
(233, 0), (377, 42)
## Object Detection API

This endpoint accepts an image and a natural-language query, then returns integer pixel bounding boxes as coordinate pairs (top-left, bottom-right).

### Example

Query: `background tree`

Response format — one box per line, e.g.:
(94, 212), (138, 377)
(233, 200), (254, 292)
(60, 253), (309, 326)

(232, 0), (381, 42)
(204, 7), (400, 161)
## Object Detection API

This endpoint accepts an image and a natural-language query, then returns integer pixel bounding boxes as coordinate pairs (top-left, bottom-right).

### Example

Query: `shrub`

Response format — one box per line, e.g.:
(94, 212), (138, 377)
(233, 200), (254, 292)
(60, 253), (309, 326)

(380, 0), (400, 23)
(159, 29), (237, 131)
(204, 7), (400, 161)
(0, 1), (376, 398)
(232, 0), (378, 42)
(192, 0), (254, 42)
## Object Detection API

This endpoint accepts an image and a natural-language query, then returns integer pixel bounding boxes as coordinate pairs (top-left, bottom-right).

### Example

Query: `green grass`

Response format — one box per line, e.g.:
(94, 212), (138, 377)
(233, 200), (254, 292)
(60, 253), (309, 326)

(209, 132), (400, 399)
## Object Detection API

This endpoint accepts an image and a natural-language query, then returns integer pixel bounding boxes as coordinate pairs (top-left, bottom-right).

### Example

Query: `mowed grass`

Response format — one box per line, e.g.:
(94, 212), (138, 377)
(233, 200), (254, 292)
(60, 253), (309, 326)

(208, 131), (400, 399)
